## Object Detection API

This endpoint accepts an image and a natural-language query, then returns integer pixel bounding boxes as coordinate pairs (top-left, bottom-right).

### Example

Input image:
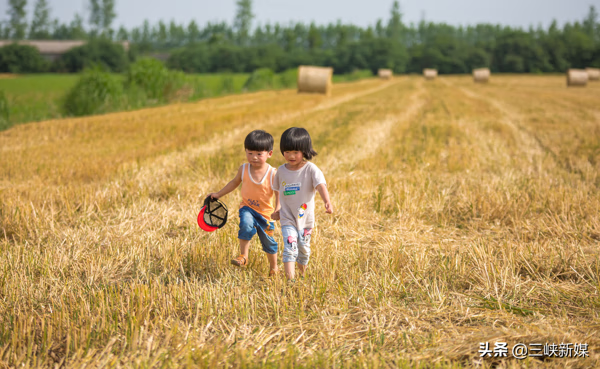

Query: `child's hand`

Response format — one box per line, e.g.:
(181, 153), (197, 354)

(316, 184), (333, 214)
(271, 210), (280, 220)
(208, 192), (221, 200)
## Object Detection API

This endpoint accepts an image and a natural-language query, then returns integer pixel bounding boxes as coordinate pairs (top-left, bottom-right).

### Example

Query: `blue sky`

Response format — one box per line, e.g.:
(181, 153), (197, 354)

(1, 0), (597, 30)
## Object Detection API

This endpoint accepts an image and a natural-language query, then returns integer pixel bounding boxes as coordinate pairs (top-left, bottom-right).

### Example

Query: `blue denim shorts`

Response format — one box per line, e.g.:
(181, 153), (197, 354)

(238, 206), (278, 254)
(282, 225), (313, 265)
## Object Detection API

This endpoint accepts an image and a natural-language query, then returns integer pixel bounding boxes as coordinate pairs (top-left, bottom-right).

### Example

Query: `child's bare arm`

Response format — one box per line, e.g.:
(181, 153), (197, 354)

(316, 183), (333, 214)
(208, 166), (243, 199)
(271, 190), (281, 220)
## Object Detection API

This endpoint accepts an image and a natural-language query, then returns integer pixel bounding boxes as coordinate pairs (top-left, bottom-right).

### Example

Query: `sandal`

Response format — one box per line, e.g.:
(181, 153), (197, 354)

(231, 255), (248, 267)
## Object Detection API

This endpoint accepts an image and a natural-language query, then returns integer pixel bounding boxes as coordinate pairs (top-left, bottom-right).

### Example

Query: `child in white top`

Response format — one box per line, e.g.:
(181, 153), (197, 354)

(272, 127), (333, 281)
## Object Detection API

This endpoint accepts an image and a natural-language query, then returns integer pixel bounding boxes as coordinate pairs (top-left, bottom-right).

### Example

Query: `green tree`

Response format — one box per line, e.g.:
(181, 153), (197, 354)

(583, 5), (598, 43)
(248, 44), (286, 71)
(385, 1), (408, 73)
(29, 0), (51, 39)
(139, 20), (152, 52)
(375, 20), (385, 38)
(88, 0), (102, 35)
(492, 30), (551, 72)
(101, 0), (116, 37)
(116, 26), (128, 41)
(563, 23), (595, 68)
(387, 1), (402, 41)
(234, 0), (254, 46)
(336, 23), (349, 48)
(126, 58), (184, 101)
(70, 13), (87, 39)
(209, 44), (244, 72)
(542, 20), (568, 72)
(188, 20), (200, 44)
(63, 67), (123, 116)
(50, 19), (71, 40)
(308, 23), (322, 51)
(7, 0), (28, 40)
(465, 47), (490, 69)
(0, 43), (47, 72)
(282, 27), (297, 52)
(154, 21), (168, 49)
(59, 38), (128, 72)
(253, 25), (266, 44)
(169, 21), (185, 47)
(167, 44), (210, 72)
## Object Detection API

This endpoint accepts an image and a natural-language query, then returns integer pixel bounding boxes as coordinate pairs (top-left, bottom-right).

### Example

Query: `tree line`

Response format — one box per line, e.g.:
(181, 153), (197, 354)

(1, 0), (599, 75)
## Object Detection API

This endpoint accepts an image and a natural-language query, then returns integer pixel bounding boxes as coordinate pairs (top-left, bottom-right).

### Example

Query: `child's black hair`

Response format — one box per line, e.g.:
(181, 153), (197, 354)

(244, 130), (274, 152)
(280, 127), (318, 160)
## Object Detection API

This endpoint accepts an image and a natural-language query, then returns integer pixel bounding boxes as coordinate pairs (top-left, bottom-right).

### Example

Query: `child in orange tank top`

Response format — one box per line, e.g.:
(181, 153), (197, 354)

(207, 130), (280, 276)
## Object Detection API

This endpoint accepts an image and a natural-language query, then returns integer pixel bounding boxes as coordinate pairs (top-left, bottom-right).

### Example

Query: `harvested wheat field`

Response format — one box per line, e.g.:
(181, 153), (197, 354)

(1, 75), (600, 368)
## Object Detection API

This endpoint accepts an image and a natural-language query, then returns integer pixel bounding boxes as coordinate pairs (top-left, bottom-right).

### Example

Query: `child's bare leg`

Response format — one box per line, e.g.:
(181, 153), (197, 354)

(239, 239), (250, 259)
(297, 263), (306, 277)
(266, 253), (278, 272)
(284, 262), (295, 280)
(231, 239), (251, 267)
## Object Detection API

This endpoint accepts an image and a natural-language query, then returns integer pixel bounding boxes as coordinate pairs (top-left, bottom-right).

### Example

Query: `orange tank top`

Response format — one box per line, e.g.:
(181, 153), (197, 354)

(240, 164), (275, 220)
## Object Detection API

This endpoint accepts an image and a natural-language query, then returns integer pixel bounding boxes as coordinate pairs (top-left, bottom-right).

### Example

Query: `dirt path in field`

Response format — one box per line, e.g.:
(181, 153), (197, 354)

(130, 79), (405, 188)
(442, 79), (546, 167)
(311, 79), (404, 112)
(321, 79), (426, 172)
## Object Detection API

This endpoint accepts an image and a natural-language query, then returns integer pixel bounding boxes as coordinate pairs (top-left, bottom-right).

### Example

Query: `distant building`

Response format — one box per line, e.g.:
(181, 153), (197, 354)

(0, 40), (130, 61)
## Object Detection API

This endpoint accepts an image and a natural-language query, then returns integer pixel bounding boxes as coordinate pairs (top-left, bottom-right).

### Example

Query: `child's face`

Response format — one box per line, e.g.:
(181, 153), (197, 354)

(283, 151), (304, 165)
(245, 150), (273, 167)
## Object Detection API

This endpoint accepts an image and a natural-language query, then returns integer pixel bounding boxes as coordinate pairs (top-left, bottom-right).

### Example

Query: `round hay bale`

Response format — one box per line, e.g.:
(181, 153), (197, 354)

(586, 68), (600, 81)
(297, 66), (333, 95)
(473, 68), (490, 83)
(566, 69), (588, 87)
(378, 69), (393, 80)
(423, 69), (437, 80)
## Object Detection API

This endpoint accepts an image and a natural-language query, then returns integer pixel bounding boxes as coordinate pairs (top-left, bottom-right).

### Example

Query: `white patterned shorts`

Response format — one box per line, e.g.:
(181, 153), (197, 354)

(281, 225), (313, 265)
